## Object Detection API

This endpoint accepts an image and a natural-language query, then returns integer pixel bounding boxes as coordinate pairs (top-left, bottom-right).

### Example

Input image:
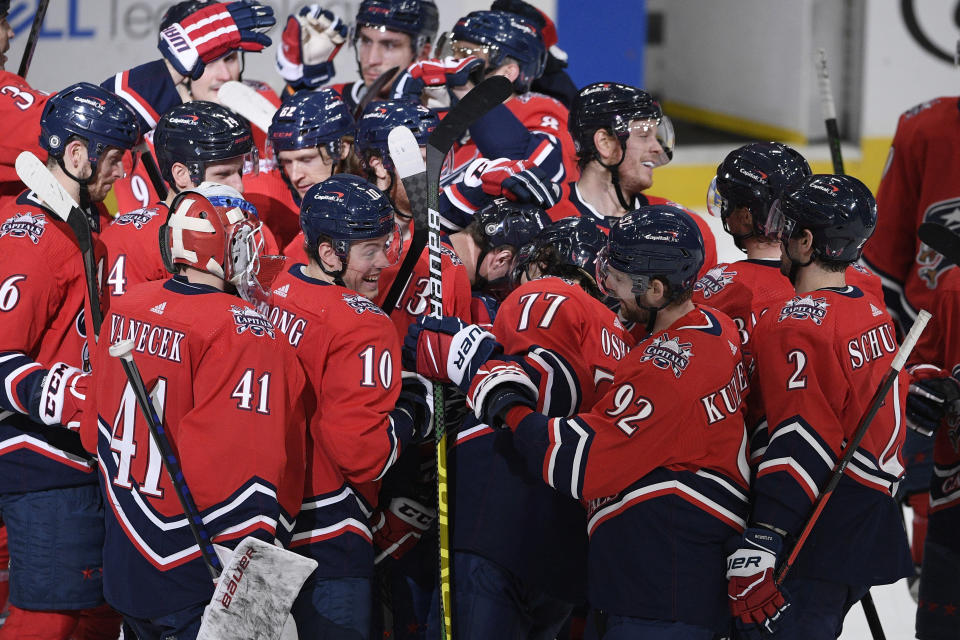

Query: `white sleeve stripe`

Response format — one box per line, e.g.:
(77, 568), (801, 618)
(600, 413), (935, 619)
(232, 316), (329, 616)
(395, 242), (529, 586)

(767, 420), (834, 468)
(289, 518), (373, 544)
(375, 416), (400, 481)
(757, 456), (820, 498)
(567, 418), (589, 499)
(300, 486), (356, 510)
(111, 73), (158, 129)
(526, 350), (555, 415)
(4, 362), (42, 413)
(546, 417), (563, 491)
(879, 374), (905, 478)
(529, 347), (579, 416)
(532, 140), (555, 165)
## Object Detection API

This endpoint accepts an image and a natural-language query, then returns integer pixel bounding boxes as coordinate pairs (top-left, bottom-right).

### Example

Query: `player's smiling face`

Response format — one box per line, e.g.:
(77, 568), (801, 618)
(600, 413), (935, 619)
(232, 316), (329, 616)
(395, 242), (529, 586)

(0, 15), (13, 70)
(344, 234), (393, 299)
(192, 52), (242, 102)
(620, 118), (664, 192)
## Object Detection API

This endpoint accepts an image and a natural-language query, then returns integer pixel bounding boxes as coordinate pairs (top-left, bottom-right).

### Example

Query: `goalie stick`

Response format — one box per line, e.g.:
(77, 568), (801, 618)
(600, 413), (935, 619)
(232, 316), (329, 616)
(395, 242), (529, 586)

(17, 0), (50, 79)
(108, 339), (315, 640)
(218, 80), (278, 134)
(14, 151), (103, 337)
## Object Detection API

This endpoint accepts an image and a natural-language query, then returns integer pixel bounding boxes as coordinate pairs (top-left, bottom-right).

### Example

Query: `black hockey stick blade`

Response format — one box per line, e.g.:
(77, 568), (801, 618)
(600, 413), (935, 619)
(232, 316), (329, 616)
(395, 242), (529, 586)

(381, 127), (428, 315)
(919, 222), (960, 264)
(353, 66), (400, 120)
(17, 0), (50, 79)
(136, 143), (169, 201)
(427, 76), (513, 172)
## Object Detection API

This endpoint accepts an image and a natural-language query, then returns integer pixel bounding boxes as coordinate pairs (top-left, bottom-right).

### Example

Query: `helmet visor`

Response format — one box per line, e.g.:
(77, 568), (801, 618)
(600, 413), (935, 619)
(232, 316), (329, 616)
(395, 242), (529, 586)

(595, 246), (651, 298)
(706, 176), (726, 218)
(763, 198), (797, 243)
(242, 147), (260, 178)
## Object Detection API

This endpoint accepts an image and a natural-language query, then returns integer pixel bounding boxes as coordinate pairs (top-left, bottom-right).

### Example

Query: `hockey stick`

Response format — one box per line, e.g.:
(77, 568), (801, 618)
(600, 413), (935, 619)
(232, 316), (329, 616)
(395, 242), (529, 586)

(354, 66), (400, 120)
(815, 48), (844, 175)
(14, 151), (103, 337)
(775, 310), (931, 587)
(918, 222), (960, 264)
(425, 75), (513, 639)
(218, 80), (277, 134)
(382, 126), (428, 315)
(135, 142), (169, 202)
(109, 338), (316, 639)
(16, 0), (50, 79)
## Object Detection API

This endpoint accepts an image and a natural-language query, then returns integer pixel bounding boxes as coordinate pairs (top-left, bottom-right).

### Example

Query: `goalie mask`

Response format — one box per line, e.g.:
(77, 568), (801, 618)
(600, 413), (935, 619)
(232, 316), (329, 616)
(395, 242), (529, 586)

(161, 183), (281, 306)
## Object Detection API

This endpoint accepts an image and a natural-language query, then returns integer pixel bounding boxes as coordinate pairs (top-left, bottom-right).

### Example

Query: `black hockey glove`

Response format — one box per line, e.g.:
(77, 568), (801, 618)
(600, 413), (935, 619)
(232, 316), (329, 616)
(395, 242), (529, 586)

(907, 364), (960, 436)
(395, 372), (435, 441)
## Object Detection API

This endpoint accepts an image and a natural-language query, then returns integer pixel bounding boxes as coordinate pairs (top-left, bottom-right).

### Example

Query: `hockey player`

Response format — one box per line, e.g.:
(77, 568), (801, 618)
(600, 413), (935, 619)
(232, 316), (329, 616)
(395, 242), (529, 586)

(899, 265), (960, 639)
(266, 174), (432, 638)
(0, 82), (139, 639)
(732, 175), (912, 639)
(553, 82), (719, 280)
(78, 183), (306, 638)
(109, 0), (285, 216)
(100, 101), (272, 303)
(278, 0), (438, 111)
(410, 10), (571, 231)
(420, 215), (618, 638)
(266, 88), (356, 247)
(407, 206), (750, 638)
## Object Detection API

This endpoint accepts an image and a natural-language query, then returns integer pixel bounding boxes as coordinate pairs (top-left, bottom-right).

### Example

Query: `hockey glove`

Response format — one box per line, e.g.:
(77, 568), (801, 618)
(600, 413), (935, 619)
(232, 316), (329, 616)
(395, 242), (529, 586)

(395, 372), (436, 441)
(479, 158), (562, 209)
(372, 495), (437, 564)
(276, 5), (347, 90)
(391, 56), (485, 107)
(726, 527), (790, 636)
(906, 364), (960, 436)
(467, 359), (538, 428)
(160, 1), (276, 80)
(28, 362), (89, 431)
(403, 316), (501, 392)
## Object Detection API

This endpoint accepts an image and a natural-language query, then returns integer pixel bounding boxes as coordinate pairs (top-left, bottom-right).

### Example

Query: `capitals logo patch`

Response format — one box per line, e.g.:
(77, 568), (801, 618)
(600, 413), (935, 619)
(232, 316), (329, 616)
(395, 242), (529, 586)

(694, 265), (736, 299)
(917, 197), (960, 288)
(640, 333), (693, 378)
(438, 244), (463, 266)
(115, 207), (160, 230)
(230, 305), (276, 338)
(778, 295), (829, 325)
(342, 293), (386, 316)
(0, 212), (46, 244)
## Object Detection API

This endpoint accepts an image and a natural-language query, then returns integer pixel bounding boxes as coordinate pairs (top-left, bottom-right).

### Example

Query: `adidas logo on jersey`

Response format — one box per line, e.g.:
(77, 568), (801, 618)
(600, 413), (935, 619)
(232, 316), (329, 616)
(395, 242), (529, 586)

(273, 283), (289, 298)
(870, 303), (883, 317)
(150, 302), (167, 315)
(778, 295), (829, 326)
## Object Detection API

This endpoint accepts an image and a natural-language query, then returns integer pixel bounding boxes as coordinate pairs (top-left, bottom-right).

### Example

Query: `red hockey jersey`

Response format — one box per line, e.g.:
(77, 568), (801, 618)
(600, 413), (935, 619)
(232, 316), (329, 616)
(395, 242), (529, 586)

(99, 203), (170, 300)
(750, 285), (912, 584)
(0, 190), (103, 493)
(0, 71), (50, 209)
(266, 264), (413, 575)
(80, 276), (307, 619)
(863, 97), (960, 327)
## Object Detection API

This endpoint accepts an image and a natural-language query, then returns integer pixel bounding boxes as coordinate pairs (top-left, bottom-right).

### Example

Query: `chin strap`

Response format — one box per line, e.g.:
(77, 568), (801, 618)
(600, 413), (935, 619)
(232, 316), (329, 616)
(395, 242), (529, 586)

(784, 244), (815, 285)
(595, 141), (634, 211)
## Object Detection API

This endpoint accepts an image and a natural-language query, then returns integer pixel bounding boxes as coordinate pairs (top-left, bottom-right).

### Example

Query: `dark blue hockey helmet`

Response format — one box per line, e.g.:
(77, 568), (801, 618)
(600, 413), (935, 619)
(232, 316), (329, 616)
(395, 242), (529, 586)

(268, 89), (355, 161)
(598, 205), (704, 303)
(708, 142), (811, 243)
(513, 215), (608, 295)
(475, 198), (550, 250)
(154, 101), (256, 188)
(356, 100), (439, 174)
(764, 174), (877, 264)
(39, 82), (140, 174)
(300, 174), (401, 263)
(570, 82), (673, 166)
(353, 0), (439, 51)
(0, 1), (9, 18)
(451, 10), (546, 93)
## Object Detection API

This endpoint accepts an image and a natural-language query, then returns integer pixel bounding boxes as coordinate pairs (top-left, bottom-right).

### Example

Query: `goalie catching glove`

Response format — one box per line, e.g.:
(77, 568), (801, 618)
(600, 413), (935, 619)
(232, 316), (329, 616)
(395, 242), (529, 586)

(276, 4), (348, 89)
(160, 1), (276, 80)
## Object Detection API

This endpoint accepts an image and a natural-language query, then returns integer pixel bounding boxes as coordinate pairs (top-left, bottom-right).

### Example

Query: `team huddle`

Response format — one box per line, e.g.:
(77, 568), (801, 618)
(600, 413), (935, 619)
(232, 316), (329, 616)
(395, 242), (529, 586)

(0, 1), (955, 639)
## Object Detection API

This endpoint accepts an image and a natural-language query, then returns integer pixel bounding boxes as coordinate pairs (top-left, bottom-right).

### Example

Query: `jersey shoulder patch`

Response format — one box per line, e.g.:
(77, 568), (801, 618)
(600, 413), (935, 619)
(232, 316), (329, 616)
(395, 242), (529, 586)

(339, 291), (387, 317)
(695, 264), (737, 299)
(0, 210), (47, 244)
(777, 294), (830, 326)
(639, 332), (693, 378)
(229, 304), (277, 338)
(113, 206), (161, 230)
